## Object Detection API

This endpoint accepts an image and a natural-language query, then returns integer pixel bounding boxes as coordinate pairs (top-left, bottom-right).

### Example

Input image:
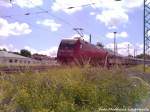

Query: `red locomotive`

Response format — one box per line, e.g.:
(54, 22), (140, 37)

(57, 38), (112, 66)
(57, 38), (150, 67)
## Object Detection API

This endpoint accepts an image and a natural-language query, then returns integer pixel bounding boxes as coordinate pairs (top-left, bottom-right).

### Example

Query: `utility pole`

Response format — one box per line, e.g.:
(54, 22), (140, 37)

(116, 44), (118, 54)
(134, 48), (137, 58)
(114, 32), (117, 56)
(143, 0), (150, 72)
(89, 34), (92, 43)
(128, 44), (130, 56)
(144, 0), (148, 72)
(134, 49), (135, 58)
(114, 32), (117, 64)
(144, 0), (146, 72)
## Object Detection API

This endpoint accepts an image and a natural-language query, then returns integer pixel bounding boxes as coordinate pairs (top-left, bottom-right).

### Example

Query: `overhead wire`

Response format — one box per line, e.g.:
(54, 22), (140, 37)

(0, 1), (69, 37)
(29, 0), (96, 37)
(3, 13), (66, 38)
(1, 0), (99, 40)
(55, 0), (100, 39)
(29, 0), (74, 28)
(1, 10), (49, 18)
(27, 0), (81, 39)
(87, 0), (103, 37)
(1, 0), (74, 32)
(49, 0), (84, 30)
(89, 0), (97, 8)
(2, 0), (94, 36)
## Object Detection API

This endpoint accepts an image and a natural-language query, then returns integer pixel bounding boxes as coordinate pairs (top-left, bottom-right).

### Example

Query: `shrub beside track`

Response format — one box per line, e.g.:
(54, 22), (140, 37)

(0, 67), (149, 112)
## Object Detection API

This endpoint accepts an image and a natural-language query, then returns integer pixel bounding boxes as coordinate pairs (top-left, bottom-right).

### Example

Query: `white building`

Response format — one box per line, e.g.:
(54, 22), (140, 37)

(0, 51), (40, 66)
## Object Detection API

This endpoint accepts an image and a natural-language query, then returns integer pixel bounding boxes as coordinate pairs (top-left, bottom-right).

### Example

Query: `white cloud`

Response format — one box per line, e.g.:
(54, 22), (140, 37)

(106, 33), (114, 39)
(13, 0), (43, 8)
(94, 0), (142, 28)
(106, 42), (143, 56)
(119, 32), (128, 38)
(24, 46), (58, 57)
(51, 0), (143, 12)
(135, 43), (143, 55)
(39, 47), (58, 57)
(51, 0), (91, 14)
(0, 44), (19, 52)
(96, 10), (128, 28)
(51, 0), (143, 28)
(0, 0), (43, 8)
(0, 44), (58, 57)
(106, 31), (128, 39)
(0, 18), (32, 37)
(24, 46), (37, 54)
(90, 12), (96, 16)
(123, 0), (143, 9)
(36, 19), (61, 32)
(0, 0), (12, 7)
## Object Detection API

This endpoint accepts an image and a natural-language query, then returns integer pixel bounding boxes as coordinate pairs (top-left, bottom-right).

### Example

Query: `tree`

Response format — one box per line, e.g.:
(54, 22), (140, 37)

(12, 52), (20, 55)
(20, 49), (31, 57)
(136, 54), (150, 59)
(0, 48), (7, 51)
(136, 54), (144, 59)
(128, 55), (133, 57)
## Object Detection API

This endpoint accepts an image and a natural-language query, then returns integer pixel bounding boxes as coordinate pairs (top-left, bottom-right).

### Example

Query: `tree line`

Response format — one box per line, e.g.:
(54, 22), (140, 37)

(0, 48), (31, 57)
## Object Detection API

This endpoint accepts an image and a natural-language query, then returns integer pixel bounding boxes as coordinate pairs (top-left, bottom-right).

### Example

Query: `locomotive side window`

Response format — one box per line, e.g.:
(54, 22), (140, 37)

(60, 41), (76, 49)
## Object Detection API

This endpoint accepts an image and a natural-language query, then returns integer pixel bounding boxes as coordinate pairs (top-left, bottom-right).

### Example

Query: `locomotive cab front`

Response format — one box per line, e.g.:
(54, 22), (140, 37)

(57, 39), (79, 64)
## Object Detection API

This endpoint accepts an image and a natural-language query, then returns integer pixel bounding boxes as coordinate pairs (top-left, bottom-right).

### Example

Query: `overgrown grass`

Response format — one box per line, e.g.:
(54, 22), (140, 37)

(0, 67), (150, 112)
(129, 64), (150, 73)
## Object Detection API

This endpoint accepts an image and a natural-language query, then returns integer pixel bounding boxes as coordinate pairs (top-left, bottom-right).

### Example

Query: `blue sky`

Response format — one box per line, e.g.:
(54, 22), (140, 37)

(0, 0), (144, 56)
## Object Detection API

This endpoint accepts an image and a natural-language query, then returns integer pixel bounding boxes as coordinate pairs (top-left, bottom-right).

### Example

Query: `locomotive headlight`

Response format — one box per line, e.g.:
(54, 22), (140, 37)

(80, 44), (83, 49)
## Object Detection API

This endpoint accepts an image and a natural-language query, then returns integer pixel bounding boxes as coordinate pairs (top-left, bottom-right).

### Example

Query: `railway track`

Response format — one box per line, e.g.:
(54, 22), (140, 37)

(0, 63), (143, 74)
(0, 65), (59, 74)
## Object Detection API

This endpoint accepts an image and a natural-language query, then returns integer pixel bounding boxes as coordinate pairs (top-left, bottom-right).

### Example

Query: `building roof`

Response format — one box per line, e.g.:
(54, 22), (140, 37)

(0, 51), (30, 59)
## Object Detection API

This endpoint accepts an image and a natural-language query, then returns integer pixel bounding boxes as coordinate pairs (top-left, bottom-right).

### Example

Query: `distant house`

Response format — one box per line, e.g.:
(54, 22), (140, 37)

(32, 54), (57, 65)
(0, 51), (40, 65)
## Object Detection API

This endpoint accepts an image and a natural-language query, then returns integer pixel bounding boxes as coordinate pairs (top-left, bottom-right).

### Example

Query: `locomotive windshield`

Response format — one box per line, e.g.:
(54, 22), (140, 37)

(59, 40), (76, 49)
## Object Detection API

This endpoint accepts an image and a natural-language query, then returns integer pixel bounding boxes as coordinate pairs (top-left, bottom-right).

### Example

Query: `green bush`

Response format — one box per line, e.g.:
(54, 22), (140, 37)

(0, 67), (149, 112)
